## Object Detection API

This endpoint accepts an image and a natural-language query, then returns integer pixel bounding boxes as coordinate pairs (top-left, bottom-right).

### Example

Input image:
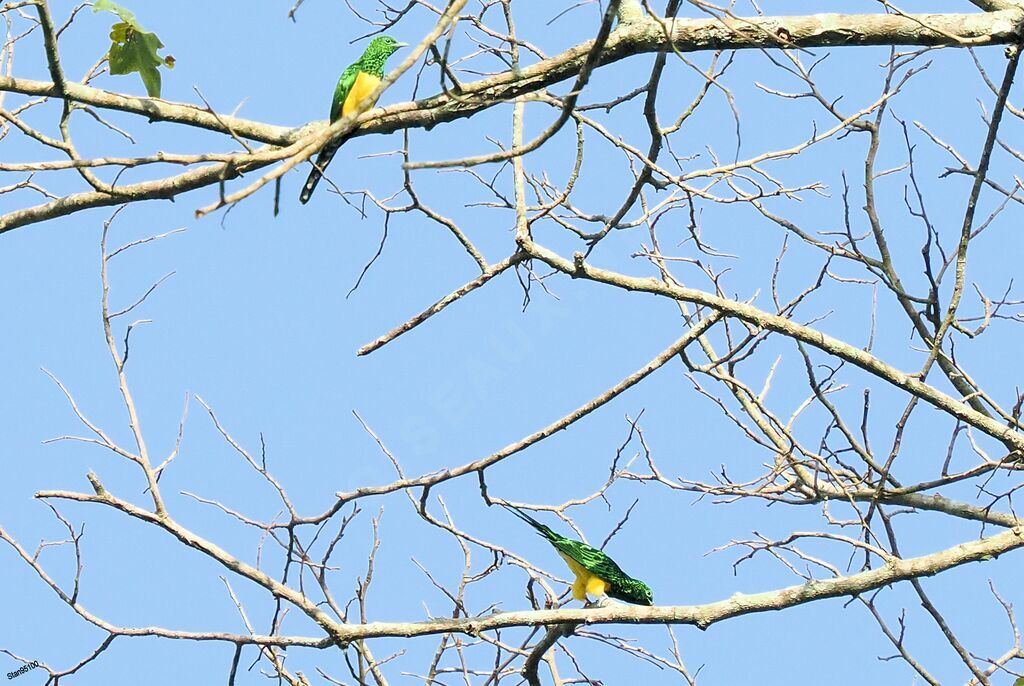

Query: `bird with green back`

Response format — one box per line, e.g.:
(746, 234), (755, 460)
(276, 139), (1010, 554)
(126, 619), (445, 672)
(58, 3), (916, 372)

(299, 35), (407, 204)
(501, 503), (654, 606)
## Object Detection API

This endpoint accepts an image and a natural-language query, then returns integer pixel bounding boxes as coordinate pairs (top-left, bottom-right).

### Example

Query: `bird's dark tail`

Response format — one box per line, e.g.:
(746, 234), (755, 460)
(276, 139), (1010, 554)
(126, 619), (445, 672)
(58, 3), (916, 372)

(299, 139), (342, 204)
(500, 502), (557, 542)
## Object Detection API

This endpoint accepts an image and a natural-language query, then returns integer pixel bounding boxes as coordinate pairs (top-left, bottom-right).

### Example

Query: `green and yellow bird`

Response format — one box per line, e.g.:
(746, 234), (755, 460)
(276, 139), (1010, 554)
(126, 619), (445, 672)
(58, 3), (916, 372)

(299, 35), (406, 204)
(502, 503), (654, 606)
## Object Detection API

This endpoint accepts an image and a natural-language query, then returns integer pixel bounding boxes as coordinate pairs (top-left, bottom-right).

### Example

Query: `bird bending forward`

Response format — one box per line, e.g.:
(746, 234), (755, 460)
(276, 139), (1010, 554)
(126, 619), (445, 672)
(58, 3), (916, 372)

(299, 35), (406, 204)
(501, 502), (654, 606)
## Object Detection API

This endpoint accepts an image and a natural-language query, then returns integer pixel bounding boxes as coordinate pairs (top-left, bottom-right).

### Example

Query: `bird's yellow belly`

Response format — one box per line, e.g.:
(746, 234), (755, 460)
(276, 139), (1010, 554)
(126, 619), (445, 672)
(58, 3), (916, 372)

(342, 71), (382, 117)
(558, 552), (609, 600)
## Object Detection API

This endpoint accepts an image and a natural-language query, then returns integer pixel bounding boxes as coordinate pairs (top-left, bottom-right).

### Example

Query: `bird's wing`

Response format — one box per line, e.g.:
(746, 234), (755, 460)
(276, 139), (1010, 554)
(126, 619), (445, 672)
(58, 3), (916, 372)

(500, 503), (633, 582)
(551, 538), (628, 582)
(330, 62), (362, 123)
(300, 62), (362, 204)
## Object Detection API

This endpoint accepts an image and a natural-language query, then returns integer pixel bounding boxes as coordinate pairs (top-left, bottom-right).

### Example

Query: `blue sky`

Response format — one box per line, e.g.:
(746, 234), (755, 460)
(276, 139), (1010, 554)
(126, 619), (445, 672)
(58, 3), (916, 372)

(3, 1), (1024, 683)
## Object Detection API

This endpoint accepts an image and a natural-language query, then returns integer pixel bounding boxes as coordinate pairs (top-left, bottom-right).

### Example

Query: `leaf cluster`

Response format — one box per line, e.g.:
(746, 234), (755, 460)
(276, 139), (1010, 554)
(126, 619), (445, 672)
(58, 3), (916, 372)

(92, 0), (174, 98)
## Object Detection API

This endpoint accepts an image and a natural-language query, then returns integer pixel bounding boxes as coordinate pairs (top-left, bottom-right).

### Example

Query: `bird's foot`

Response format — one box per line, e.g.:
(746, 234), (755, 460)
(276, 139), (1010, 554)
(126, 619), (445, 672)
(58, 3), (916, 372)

(584, 596), (613, 609)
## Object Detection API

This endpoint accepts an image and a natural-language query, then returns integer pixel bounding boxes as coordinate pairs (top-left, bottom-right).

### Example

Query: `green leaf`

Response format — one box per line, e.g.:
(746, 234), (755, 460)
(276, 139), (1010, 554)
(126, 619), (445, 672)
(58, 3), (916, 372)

(92, 1), (172, 98)
(92, 0), (138, 26)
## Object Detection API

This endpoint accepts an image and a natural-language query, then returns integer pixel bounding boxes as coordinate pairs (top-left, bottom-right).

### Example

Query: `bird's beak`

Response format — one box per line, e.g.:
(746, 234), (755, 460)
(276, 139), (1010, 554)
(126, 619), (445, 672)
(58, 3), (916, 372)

(395, 42), (409, 48)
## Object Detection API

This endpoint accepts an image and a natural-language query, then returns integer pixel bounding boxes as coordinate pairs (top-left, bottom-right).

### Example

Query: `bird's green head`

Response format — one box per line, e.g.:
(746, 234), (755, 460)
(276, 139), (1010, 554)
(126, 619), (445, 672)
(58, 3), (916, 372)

(360, 35), (407, 74)
(611, 578), (654, 606)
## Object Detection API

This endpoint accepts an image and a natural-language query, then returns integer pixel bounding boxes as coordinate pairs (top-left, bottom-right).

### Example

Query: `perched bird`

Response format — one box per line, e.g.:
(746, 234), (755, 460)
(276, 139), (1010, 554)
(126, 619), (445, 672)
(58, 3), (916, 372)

(501, 503), (654, 606)
(299, 35), (407, 204)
